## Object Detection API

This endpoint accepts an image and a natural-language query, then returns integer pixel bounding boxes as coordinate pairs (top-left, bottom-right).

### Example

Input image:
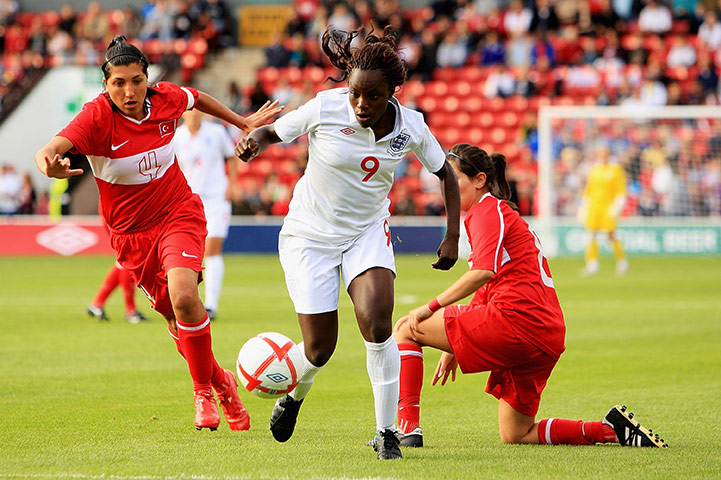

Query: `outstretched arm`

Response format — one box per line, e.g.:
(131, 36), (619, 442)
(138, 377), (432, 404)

(234, 125), (282, 162)
(432, 160), (460, 270)
(195, 91), (283, 134)
(35, 136), (83, 179)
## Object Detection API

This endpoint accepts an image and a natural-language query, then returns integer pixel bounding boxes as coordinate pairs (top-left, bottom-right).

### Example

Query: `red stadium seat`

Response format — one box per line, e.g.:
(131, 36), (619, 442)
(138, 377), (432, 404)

(425, 81), (449, 98)
(467, 127), (485, 144)
(459, 96), (483, 112)
(257, 67), (280, 84)
(454, 111), (472, 128)
(417, 96), (437, 112)
(490, 127), (507, 144)
(505, 96), (529, 113)
(439, 95), (460, 112)
(448, 80), (472, 97)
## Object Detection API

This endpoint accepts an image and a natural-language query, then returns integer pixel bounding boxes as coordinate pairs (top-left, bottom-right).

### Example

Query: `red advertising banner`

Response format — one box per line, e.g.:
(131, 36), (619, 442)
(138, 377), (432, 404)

(0, 217), (114, 256)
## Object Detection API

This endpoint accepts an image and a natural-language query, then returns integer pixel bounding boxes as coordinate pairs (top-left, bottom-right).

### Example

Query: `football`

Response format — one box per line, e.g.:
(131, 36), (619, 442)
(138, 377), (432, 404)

(236, 331), (303, 398)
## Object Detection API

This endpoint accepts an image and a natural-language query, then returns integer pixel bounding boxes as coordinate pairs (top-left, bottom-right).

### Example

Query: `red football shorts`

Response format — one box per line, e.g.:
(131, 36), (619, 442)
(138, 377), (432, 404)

(109, 195), (207, 318)
(444, 303), (559, 417)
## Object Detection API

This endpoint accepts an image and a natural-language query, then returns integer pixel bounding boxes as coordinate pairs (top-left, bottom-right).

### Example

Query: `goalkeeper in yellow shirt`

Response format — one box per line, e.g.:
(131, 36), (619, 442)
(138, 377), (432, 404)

(577, 145), (628, 276)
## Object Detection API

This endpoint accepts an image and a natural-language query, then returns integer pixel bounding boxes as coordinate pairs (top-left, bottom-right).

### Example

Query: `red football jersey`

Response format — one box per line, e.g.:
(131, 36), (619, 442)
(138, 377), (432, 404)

(465, 193), (565, 359)
(58, 82), (199, 232)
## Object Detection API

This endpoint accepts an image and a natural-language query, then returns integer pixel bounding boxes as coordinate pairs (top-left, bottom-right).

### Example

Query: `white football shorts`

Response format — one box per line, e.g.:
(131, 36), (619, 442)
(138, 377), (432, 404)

(278, 217), (396, 314)
(202, 197), (231, 239)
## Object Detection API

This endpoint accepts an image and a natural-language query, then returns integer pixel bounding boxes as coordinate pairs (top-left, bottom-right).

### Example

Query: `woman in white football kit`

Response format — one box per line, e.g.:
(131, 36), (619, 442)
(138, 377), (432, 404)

(236, 26), (461, 459)
(176, 108), (238, 320)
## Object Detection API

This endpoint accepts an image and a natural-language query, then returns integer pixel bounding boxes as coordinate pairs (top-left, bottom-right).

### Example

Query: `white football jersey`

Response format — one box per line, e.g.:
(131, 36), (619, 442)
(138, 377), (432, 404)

(175, 120), (235, 201)
(274, 88), (445, 244)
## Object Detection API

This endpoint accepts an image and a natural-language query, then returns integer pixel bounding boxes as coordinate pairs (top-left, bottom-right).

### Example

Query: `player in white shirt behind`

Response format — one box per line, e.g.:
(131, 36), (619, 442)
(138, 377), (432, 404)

(235, 25), (461, 460)
(176, 108), (238, 320)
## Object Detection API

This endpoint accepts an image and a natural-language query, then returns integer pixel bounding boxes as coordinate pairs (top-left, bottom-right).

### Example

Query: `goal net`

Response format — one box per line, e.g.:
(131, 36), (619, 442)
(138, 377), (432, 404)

(536, 105), (721, 257)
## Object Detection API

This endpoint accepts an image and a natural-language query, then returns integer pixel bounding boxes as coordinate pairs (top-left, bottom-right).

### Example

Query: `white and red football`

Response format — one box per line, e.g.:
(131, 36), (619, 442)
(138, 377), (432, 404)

(236, 332), (303, 399)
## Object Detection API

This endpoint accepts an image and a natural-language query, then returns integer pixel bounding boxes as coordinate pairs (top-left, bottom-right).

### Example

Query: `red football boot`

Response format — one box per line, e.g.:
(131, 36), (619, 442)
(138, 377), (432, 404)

(194, 388), (220, 431)
(215, 369), (250, 431)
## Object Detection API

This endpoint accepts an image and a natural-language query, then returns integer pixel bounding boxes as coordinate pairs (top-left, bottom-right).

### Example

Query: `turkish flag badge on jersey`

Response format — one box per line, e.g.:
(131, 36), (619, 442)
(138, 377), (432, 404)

(159, 120), (176, 138)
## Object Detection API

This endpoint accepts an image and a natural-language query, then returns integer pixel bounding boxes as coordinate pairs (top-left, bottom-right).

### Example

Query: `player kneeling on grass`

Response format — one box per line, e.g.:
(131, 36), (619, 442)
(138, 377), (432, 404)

(34, 35), (282, 432)
(393, 144), (667, 448)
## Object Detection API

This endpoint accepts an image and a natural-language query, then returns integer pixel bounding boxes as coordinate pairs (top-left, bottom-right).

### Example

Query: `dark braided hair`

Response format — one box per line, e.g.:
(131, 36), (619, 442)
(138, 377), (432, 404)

(321, 26), (407, 92)
(449, 144), (518, 210)
(101, 35), (149, 80)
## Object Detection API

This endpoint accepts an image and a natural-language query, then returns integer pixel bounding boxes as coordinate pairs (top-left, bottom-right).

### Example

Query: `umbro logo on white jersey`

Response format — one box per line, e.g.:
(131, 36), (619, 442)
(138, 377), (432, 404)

(181, 251), (198, 258)
(111, 140), (129, 150)
(340, 127), (355, 135)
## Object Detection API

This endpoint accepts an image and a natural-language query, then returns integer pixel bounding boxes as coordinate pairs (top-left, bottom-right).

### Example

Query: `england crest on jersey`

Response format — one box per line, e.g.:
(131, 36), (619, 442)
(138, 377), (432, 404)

(387, 131), (410, 157)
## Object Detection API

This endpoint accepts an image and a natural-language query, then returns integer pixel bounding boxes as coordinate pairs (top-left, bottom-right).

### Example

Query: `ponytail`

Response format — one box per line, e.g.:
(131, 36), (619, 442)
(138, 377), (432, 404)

(101, 35), (149, 79)
(448, 145), (520, 212)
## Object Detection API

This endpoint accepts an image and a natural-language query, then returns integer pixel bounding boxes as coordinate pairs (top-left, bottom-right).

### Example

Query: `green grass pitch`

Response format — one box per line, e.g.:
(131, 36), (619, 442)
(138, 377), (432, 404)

(1, 254), (720, 479)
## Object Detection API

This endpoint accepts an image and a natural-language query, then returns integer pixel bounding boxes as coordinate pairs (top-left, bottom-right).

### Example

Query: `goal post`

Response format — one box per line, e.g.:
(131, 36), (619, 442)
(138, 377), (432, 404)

(536, 105), (721, 257)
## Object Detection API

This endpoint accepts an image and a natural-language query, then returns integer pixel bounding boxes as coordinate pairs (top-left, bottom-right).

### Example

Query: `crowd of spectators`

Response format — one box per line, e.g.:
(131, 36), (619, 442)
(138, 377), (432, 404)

(2, 0), (721, 218)
(234, 0), (721, 218)
(0, 0), (233, 120)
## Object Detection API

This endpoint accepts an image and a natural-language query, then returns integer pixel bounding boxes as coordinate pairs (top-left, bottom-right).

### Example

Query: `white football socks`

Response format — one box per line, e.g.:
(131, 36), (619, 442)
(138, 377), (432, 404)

(203, 254), (224, 312)
(289, 342), (321, 401)
(365, 335), (400, 432)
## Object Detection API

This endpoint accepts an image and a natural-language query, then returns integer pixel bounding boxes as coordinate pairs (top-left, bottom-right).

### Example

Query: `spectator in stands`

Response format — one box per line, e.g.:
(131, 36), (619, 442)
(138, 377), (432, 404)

(391, 182), (418, 216)
(46, 23), (75, 66)
(504, 0), (533, 37)
(698, 9), (721, 49)
(140, 0), (175, 41)
(507, 32), (533, 67)
(554, 25), (585, 65)
(173, 0), (194, 40)
(27, 16), (48, 57)
(249, 81), (271, 112)
(530, 0), (560, 34)
(484, 64), (516, 98)
(666, 80), (684, 105)
(118, 6), (144, 39)
(195, 0), (233, 47)
(435, 29), (468, 68)
(638, 0), (673, 35)
(0, 163), (20, 214)
(592, 0), (624, 34)
(287, 32), (310, 67)
(696, 53), (719, 97)
(480, 30), (506, 66)
(640, 73), (668, 106)
(17, 171), (36, 215)
(622, 32), (649, 66)
(58, 4), (77, 35)
(0, 0), (18, 27)
(666, 34), (697, 67)
(272, 76), (296, 107)
(529, 35), (553, 68)
(77, 1), (110, 44)
(223, 80), (245, 114)
(412, 28), (439, 81)
(265, 31), (291, 68)
(328, 3), (358, 32)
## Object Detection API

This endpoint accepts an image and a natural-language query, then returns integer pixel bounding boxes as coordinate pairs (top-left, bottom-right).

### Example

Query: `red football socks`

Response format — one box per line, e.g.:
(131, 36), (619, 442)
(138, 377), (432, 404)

(169, 323), (225, 388)
(537, 418), (618, 445)
(398, 343), (423, 434)
(92, 264), (122, 307)
(119, 267), (137, 314)
(176, 315), (215, 390)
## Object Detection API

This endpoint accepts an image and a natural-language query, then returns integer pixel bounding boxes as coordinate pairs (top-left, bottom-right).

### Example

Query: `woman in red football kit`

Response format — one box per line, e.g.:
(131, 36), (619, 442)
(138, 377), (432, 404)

(34, 35), (282, 431)
(393, 143), (667, 449)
